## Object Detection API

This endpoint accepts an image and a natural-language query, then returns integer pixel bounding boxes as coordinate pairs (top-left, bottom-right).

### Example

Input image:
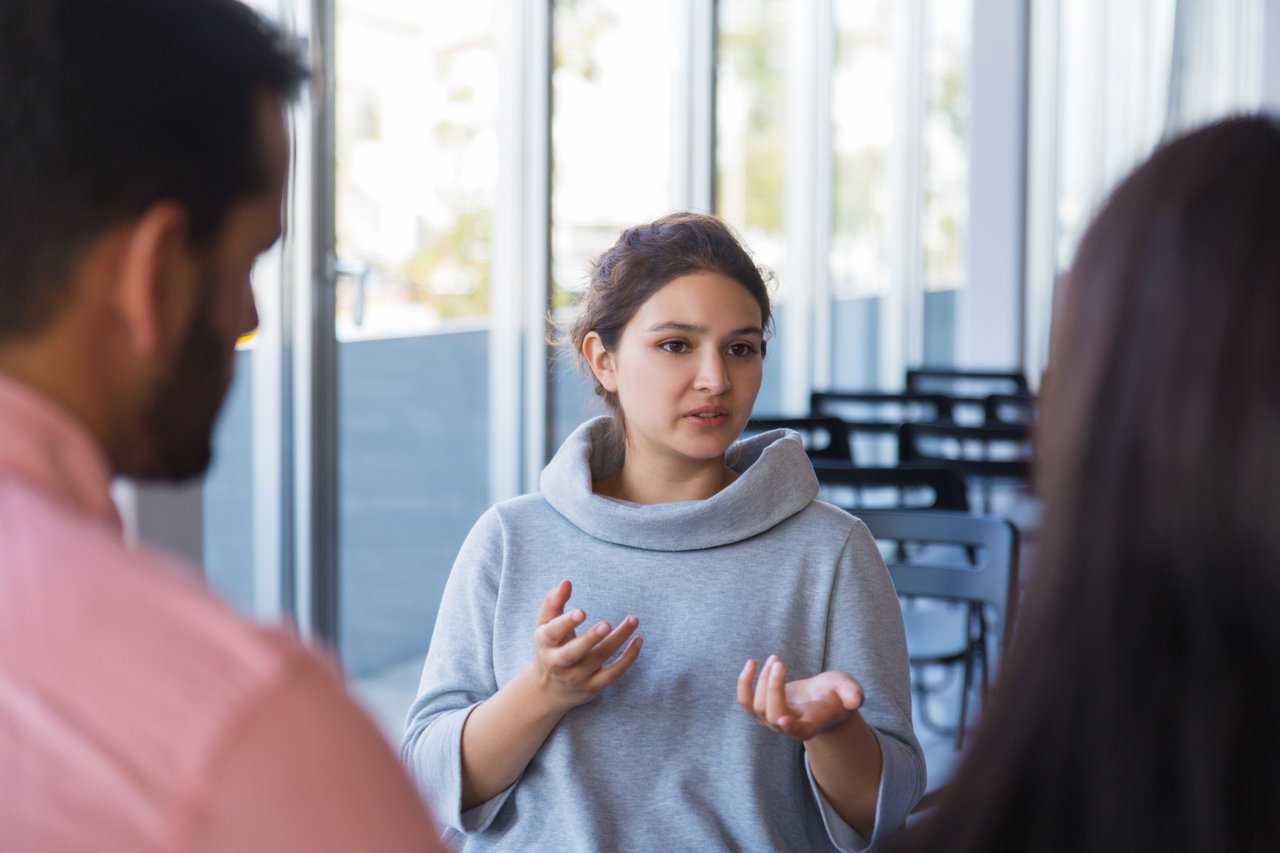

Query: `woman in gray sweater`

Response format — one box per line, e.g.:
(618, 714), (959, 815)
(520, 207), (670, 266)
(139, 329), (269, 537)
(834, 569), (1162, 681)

(402, 213), (924, 851)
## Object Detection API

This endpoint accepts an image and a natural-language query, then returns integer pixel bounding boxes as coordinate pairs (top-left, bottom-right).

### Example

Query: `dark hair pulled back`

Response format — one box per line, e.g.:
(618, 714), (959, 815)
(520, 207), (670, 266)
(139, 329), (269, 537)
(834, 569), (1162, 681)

(567, 212), (773, 415)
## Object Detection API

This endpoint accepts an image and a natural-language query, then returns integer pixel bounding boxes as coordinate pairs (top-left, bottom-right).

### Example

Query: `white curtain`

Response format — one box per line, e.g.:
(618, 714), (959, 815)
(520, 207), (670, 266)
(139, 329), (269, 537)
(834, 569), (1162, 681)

(1023, 0), (1263, 381)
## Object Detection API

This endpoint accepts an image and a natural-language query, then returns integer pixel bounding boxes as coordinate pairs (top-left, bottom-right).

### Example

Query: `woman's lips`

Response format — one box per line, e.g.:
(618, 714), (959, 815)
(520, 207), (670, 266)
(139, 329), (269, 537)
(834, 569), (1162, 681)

(684, 408), (729, 427)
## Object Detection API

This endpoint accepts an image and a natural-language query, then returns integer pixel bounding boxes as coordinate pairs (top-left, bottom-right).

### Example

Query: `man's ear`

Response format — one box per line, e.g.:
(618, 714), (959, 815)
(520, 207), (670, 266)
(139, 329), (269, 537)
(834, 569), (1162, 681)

(582, 331), (618, 393)
(115, 201), (193, 357)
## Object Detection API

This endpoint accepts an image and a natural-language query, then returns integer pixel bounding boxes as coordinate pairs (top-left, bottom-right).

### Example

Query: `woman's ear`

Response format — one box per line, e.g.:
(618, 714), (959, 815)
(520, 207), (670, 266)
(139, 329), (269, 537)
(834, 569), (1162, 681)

(115, 201), (193, 358)
(582, 331), (619, 393)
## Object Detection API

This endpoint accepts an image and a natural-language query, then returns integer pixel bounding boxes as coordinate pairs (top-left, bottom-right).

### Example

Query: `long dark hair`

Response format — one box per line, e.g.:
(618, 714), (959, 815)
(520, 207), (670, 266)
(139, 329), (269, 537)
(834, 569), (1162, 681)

(895, 116), (1280, 851)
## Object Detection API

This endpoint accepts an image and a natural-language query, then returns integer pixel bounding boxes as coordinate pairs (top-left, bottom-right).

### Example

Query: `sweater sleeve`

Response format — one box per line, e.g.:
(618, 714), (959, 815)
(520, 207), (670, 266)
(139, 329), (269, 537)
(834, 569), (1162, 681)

(401, 507), (515, 834)
(806, 519), (926, 851)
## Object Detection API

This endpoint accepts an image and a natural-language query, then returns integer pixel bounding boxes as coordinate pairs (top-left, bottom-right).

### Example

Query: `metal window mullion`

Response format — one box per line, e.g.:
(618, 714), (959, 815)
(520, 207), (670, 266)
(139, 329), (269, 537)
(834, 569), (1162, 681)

(1262, 0), (1280, 110)
(960, 0), (1030, 370)
(522, 0), (553, 492)
(903, 0), (927, 370)
(781, 0), (824, 414)
(249, 242), (287, 619)
(291, 0), (339, 649)
(489, 1), (531, 504)
(811, 0), (835, 394)
(884, 0), (925, 388)
(672, 0), (718, 213)
(1023, 0), (1060, 386)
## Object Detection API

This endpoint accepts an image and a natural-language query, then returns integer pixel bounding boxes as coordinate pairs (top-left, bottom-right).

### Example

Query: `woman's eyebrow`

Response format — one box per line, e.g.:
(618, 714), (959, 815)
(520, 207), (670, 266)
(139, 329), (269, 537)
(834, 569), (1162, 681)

(645, 321), (763, 337)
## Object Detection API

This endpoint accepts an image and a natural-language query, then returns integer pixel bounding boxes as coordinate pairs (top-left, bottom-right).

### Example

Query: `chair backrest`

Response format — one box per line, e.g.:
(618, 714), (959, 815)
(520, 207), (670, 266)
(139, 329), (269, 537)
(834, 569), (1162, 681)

(897, 422), (1032, 480)
(814, 463), (970, 511)
(905, 367), (1030, 397)
(744, 415), (853, 462)
(855, 509), (1020, 645)
(809, 391), (952, 465)
(983, 392), (1036, 427)
(809, 391), (954, 429)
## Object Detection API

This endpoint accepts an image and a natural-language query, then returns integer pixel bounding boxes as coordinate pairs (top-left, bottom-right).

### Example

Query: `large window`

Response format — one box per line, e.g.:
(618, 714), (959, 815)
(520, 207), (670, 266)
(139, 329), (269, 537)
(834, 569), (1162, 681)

(1024, 0), (1263, 376)
(550, 0), (681, 445)
(919, 0), (971, 368)
(717, 0), (788, 278)
(333, 0), (500, 734)
(829, 0), (894, 389)
(717, 0), (790, 413)
(826, 0), (972, 391)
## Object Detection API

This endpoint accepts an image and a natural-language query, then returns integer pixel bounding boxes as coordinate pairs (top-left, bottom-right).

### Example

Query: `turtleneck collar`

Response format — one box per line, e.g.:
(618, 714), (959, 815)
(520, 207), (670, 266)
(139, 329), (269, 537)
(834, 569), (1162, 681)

(540, 416), (818, 552)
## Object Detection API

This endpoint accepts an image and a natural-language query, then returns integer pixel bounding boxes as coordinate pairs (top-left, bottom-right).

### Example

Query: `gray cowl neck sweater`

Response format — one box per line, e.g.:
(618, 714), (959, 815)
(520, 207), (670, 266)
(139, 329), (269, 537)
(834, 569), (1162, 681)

(539, 417), (819, 551)
(403, 417), (925, 852)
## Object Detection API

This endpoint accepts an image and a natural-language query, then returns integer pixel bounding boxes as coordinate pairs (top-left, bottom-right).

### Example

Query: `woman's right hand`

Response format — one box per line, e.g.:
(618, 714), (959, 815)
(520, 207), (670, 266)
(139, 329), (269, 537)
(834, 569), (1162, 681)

(528, 579), (642, 712)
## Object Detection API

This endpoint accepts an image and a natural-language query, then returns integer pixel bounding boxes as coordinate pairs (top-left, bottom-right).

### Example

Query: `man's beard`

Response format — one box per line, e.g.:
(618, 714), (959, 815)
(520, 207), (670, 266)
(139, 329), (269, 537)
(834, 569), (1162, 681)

(132, 276), (238, 482)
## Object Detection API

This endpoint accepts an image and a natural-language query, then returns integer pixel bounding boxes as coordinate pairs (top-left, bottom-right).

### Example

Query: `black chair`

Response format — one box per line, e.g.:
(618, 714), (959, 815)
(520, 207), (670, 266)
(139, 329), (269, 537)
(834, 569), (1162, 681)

(744, 415), (853, 463)
(904, 367), (1029, 396)
(898, 422), (1032, 513)
(905, 369), (1031, 426)
(809, 391), (953, 464)
(855, 509), (1020, 750)
(813, 463), (969, 512)
(809, 390), (953, 430)
(982, 392), (1036, 427)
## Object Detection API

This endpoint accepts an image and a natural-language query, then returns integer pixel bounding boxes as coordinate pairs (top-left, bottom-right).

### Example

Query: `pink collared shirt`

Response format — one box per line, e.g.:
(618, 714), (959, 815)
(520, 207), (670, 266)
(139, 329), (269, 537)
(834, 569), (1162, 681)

(0, 375), (446, 852)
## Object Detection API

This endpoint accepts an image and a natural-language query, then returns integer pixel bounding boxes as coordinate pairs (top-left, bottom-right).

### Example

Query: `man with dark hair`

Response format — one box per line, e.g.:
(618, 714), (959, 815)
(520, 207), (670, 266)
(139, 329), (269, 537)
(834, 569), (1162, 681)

(0, 1), (446, 849)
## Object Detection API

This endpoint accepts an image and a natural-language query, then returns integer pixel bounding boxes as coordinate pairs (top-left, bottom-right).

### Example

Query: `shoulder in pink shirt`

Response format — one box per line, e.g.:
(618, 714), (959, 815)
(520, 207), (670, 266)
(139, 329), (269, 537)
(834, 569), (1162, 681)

(0, 375), (447, 852)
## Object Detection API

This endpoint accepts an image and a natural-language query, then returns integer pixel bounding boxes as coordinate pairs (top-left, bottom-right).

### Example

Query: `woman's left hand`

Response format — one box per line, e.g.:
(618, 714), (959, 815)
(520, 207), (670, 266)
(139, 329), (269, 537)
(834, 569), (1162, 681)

(736, 655), (865, 741)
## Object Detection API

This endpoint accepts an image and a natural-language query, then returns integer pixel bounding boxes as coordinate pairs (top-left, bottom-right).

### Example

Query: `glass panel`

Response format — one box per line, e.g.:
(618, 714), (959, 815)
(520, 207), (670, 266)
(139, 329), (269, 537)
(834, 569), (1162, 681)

(334, 0), (499, 738)
(717, 0), (788, 413)
(1054, 0), (1260, 270)
(205, 349), (257, 611)
(550, 0), (679, 444)
(204, 0), (289, 616)
(1055, 0), (1174, 272)
(830, 0), (894, 389)
(921, 0), (970, 294)
(919, 0), (971, 367)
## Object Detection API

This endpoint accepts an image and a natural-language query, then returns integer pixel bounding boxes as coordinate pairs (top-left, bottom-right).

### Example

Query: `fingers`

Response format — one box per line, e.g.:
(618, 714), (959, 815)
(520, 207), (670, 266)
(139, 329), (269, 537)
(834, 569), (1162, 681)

(740, 655), (800, 735)
(579, 615), (640, 668)
(587, 634), (643, 691)
(836, 678), (865, 711)
(736, 659), (757, 709)
(751, 655), (775, 718)
(535, 579), (573, 627)
(766, 659), (791, 726)
(550, 613), (639, 667)
(537, 607), (586, 647)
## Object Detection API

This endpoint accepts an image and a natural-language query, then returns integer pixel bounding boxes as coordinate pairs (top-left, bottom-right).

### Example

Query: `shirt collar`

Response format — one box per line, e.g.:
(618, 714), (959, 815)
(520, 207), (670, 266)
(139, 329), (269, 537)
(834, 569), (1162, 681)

(0, 373), (122, 532)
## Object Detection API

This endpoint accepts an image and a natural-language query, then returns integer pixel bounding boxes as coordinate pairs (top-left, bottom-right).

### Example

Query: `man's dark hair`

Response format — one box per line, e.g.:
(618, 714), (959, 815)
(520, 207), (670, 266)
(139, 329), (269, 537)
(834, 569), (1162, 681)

(0, 0), (308, 339)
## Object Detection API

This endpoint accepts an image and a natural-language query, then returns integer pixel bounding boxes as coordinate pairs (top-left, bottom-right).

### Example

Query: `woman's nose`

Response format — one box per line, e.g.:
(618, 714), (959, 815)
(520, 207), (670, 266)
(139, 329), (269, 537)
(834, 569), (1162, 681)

(694, 351), (731, 394)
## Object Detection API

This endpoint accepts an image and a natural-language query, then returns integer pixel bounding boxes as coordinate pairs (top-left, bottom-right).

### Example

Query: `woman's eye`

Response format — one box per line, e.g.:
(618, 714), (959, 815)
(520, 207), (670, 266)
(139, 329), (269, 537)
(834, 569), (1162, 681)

(727, 342), (757, 357)
(660, 340), (690, 353)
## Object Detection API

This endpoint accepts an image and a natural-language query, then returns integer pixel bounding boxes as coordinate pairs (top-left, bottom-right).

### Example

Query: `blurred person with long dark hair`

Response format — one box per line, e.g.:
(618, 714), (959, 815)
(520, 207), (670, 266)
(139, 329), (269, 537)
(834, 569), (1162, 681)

(893, 115), (1280, 852)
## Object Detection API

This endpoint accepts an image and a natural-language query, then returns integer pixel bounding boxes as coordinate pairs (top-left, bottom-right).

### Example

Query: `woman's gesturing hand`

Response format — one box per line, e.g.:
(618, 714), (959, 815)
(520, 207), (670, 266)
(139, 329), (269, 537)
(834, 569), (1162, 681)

(737, 655), (864, 741)
(529, 579), (642, 712)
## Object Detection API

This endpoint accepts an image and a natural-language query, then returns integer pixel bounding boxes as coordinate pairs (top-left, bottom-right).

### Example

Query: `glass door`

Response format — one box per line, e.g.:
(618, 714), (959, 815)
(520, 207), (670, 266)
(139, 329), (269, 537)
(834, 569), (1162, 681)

(333, 0), (501, 737)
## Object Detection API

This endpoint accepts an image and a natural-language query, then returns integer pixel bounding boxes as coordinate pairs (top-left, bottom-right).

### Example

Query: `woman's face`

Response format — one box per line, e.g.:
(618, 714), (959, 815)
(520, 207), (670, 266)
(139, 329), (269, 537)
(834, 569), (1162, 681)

(588, 270), (765, 471)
